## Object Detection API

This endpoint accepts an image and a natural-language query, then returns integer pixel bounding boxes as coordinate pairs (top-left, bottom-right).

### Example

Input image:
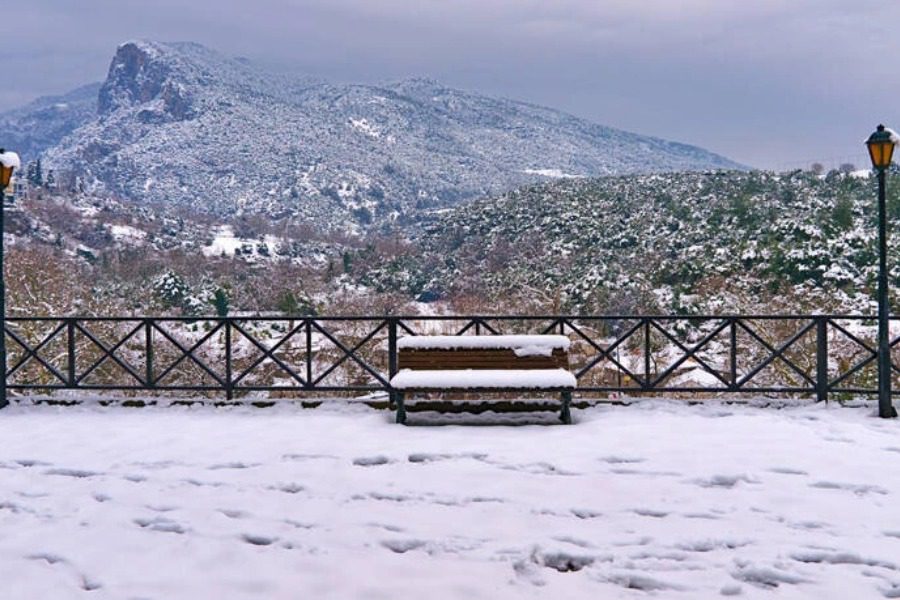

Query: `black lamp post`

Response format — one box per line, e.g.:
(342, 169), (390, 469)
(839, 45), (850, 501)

(865, 125), (898, 418)
(0, 148), (19, 409)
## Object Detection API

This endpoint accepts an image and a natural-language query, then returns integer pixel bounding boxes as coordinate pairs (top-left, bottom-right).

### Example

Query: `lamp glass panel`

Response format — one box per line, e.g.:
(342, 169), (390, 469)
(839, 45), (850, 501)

(869, 142), (891, 169)
(1, 165), (12, 188)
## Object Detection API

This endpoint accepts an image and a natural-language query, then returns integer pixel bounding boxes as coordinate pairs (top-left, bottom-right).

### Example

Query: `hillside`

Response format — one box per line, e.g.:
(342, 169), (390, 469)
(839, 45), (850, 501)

(359, 169), (898, 315)
(3, 40), (743, 233)
(5, 167), (895, 319)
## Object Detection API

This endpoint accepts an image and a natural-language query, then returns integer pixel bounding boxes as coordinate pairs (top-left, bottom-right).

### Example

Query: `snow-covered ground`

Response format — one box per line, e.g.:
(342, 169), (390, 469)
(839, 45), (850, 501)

(1, 401), (899, 599)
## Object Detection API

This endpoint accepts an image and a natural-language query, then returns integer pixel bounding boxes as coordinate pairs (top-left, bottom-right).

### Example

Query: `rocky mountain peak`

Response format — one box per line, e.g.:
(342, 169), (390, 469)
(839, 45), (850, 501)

(98, 41), (195, 121)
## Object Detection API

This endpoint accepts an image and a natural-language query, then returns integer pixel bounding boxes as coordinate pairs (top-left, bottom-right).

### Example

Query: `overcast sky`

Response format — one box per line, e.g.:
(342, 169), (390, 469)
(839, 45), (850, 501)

(2, 0), (898, 169)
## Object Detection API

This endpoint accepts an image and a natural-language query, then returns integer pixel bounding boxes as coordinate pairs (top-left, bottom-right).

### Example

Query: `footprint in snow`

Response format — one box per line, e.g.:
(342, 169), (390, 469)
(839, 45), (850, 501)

(353, 456), (391, 466)
(366, 491), (413, 502)
(80, 576), (102, 591)
(15, 459), (52, 467)
(408, 452), (487, 463)
(381, 539), (426, 554)
(44, 467), (101, 479)
(146, 504), (178, 513)
(676, 538), (751, 552)
(633, 508), (669, 518)
(603, 573), (682, 591)
(692, 474), (757, 488)
(241, 533), (277, 546)
(600, 456), (646, 464)
(509, 462), (579, 476)
(791, 550), (897, 570)
(571, 508), (603, 519)
(611, 468), (681, 477)
(209, 461), (260, 470)
(768, 467), (808, 476)
(789, 520), (828, 530)
(26, 553), (67, 565)
(282, 453), (337, 461)
(269, 482), (305, 494)
(809, 481), (888, 496)
(535, 550), (596, 572)
(730, 561), (809, 588)
(683, 512), (721, 520)
(552, 536), (594, 549)
(129, 460), (182, 470)
(629, 550), (690, 562)
(219, 509), (250, 519)
(369, 523), (405, 533)
(182, 478), (226, 488)
(26, 555), (102, 592)
(134, 516), (188, 534)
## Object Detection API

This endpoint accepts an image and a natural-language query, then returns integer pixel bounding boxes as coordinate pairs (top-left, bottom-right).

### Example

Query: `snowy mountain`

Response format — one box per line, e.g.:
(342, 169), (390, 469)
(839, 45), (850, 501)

(15, 40), (745, 230)
(0, 83), (100, 162)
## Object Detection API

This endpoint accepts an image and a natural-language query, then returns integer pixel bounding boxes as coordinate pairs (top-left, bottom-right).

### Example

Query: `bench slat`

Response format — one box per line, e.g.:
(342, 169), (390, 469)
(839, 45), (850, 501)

(399, 348), (569, 370)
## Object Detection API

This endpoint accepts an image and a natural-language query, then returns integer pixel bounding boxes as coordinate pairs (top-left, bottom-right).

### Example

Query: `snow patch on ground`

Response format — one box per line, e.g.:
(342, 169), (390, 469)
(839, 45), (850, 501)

(522, 168), (583, 179)
(0, 402), (898, 598)
(109, 224), (146, 242)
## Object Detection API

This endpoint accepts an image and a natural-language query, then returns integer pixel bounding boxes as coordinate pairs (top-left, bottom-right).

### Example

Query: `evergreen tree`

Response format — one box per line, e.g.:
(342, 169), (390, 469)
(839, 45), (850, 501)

(277, 291), (299, 316)
(212, 288), (230, 317)
(277, 291), (300, 329)
(25, 159), (43, 187)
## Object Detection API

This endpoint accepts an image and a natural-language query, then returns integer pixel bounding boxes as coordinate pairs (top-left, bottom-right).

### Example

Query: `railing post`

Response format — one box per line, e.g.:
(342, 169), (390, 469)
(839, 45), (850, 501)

(388, 318), (404, 421)
(816, 317), (828, 403)
(306, 319), (312, 388)
(644, 318), (652, 389)
(67, 319), (76, 387)
(145, 319), (154, 388)
(730, 317), (738, 390)
(224, 319), (233, 400)
(388, 317), (398, 381)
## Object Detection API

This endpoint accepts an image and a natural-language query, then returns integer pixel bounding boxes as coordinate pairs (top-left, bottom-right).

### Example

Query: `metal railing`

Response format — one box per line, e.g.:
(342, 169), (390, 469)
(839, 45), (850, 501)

(2, 314), (898, 405)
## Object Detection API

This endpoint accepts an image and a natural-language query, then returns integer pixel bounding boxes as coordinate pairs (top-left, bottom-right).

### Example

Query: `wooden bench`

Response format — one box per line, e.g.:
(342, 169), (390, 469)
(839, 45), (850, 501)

(389, 335), (576, 424)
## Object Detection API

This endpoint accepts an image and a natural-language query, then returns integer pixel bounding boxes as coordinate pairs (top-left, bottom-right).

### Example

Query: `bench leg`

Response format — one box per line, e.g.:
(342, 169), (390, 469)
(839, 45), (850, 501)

(560, 391), (572, 424)
(395, 392), (407, 425)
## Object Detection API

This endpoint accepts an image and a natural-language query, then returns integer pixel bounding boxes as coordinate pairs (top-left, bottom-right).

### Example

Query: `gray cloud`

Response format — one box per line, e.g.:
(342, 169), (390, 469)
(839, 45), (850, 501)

(2, 0), (898, 169)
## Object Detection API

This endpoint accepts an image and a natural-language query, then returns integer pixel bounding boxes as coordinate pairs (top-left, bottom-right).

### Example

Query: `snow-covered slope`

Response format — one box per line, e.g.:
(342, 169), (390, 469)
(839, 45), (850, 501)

(1, 401), (898, 599)
(361, 169), (894, 313)
(35, 40), (743, 229)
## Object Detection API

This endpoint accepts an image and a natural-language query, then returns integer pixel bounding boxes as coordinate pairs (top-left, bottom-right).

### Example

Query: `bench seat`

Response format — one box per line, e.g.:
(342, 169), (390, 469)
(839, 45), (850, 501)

(390, 368), (576, 390)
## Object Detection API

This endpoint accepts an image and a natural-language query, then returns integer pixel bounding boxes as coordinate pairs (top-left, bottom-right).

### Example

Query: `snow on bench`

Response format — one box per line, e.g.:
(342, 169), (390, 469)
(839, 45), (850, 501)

(390, 335), (576, 424)
(390, 368), (577, 390)
(397, 334), (570, 357)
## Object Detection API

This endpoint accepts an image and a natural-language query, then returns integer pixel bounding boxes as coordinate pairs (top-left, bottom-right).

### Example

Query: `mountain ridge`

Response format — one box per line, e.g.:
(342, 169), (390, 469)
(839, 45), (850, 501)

(5, 40), (745, 231)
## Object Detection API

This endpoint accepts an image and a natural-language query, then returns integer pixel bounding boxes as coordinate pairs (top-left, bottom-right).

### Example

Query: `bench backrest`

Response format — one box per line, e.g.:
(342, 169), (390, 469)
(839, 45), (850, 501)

(398, 347), (569, 371)
(397, 336), (569, 370)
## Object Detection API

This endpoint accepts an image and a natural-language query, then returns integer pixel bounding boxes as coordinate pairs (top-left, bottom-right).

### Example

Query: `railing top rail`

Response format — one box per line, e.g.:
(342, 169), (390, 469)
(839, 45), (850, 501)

(2, 314), (892, 322)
